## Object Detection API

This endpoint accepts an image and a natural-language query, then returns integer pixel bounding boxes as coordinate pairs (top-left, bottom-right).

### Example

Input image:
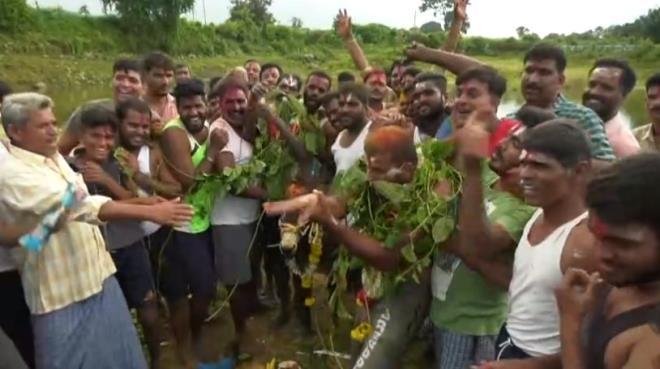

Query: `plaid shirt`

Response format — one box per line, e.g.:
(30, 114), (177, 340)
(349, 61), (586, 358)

(0, 145), (116, 315)
(553, 95), (615, 161)
(633, 123), (660, 152)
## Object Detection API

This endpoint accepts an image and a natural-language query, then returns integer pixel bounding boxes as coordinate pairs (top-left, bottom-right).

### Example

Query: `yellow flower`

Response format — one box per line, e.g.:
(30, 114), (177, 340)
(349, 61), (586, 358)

(301, 276), (313, 288)
(304, 297), (316, 306)
(266, 358), (277, 369)
(350, 322), (373, 343)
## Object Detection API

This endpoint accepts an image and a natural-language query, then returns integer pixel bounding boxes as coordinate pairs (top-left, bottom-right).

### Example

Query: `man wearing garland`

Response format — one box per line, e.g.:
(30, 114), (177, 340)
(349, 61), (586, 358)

(264, 125), (460, 369)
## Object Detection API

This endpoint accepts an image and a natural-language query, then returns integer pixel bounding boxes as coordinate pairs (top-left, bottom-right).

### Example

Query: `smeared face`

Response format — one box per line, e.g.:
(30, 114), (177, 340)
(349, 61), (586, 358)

(452, 79), (497, 129)
(647, 85), (660, 125)
(390, 64), (406, 93)
(582, 67), (624, 121)
(220, 88), (248, 127)
(80, 125), (115, 162)
(490, 124), (525, 176)
(411, 81), (445, 120)
(119, 109), (151, 150)
(337, 93), (367, 131)
(245, 62), (261, 85)
(278, 75), (301, 96)
(178, 95), (207, 134)
(303, 75), (331, 112)
(9, 108), (58, 157)
(145, 67), (174, 97)
(261, 67), (281, 89)
(521, 59), (564, 108)
(366, 151), (413, 184)
(519, 150), (578, 207)
(588, 214), (660, 287)
(366, 72), (388, 102)
(112, 69), (143, 102)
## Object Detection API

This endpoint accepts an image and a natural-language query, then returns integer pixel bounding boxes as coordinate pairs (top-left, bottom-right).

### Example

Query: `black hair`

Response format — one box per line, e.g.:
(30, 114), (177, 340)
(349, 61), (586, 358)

(414, 72), (448, 94)
(174, 63), (188, 70)
(115, 96), (151, 122)
(524, 43), (567, 73)
(337, 71), (356, 84)
(208, 76), (223, 94)
(112, 58), (141, 75)
(590, 58), (637, 96)
(80, 105), (118, 131)
(402, 66), (422, 79)
(646, 73), (660, 92)
(260, 63), (283, 80)
(456, 66), (507, 98)
(307, 70), (333, 88)
(521, 119), (591, 168)
(321, 91), (339, 106)
(173, 79), (206, 106)
(388, 58), (414, 77)
(142, 51), (175, 73)
(0, 81), (11, 103)
(587, 152), (660, 232)
(515, 106), (557, 129)
(337, 83), (370, 106)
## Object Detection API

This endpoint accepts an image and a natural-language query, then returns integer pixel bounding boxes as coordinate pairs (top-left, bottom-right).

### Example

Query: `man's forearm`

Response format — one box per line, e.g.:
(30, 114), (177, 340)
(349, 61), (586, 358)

(414, 48), (483, 76)
(560, 315), (587, 369)
(319, 217), (399, 271)
(134, 172), (182, 198)
(98, 201), (156, 223)
(459, 161), (494, 257)
(343, 37), (370, 72)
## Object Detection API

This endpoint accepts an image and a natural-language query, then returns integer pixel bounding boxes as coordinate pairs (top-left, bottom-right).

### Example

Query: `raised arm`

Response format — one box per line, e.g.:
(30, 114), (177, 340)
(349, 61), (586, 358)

(336, 9), (370, 72)
(442, 0), (468, 52)
(406, 42), (484, 76)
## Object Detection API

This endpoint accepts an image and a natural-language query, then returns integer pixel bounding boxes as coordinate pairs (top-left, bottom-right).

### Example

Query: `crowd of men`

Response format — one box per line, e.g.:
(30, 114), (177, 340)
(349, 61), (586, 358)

(1, 3), (660, 369)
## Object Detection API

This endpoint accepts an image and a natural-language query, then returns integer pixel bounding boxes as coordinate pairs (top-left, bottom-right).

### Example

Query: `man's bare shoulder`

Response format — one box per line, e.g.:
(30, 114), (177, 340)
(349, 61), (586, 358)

(609, 324), (660, 369)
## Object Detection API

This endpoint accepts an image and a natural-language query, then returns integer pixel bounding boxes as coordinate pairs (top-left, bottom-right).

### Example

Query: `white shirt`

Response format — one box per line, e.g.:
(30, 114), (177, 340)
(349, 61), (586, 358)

(0, 141), (16, 273)
(210, 118), (260, 225)
(506, 209), (588, 357)
(331, 121), (372, 173)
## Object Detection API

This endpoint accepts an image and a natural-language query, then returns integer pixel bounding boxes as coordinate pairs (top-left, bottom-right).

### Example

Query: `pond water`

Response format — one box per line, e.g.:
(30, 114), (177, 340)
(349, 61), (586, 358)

(45, 82), (650, 129)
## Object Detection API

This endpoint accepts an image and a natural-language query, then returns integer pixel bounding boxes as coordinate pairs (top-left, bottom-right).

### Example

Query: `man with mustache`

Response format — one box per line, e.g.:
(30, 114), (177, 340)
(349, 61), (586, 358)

(331, 83), (373, 174)
(582, 59), (639, 157)
(58, 59), (144, 155)
(555, 153), (660, 369)
(0, 92), (193, 369)
(634, 73), (660, 152)
(209, 78), (270, 359)
(476, 121), (599, 368)
(159, 79), (229, 369)
(405, 44), (615, 163)
(409, 73), (448, 141)
(430, 108), (544, 369)
(244, 59), (261, 88)
(142, 52), (178, 125)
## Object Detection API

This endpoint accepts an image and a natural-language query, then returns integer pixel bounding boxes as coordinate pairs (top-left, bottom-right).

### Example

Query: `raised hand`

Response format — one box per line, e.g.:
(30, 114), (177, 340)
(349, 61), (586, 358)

(335, 9), (353, 40)
(456, 109), (495, 160)
(404, 41), (429, 61)
(455, 0), (468, 21)
(208, 128), (229, 156)
(555, 268), (603, 319)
